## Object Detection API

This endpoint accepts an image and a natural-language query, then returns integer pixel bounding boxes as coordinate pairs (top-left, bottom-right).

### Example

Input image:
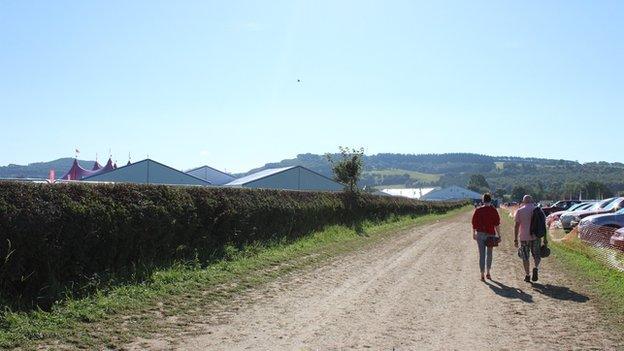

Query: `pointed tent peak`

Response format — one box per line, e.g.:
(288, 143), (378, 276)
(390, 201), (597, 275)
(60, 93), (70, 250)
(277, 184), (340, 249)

(92, 160), (102, 171)
(99, 157), (115, 172)
(127, 160), (132, 166)
(61, 158), (92, 180)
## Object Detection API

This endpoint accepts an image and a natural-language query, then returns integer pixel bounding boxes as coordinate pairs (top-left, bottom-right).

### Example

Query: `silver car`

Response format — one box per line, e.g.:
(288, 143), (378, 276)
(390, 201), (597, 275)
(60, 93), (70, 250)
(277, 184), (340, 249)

(579, 208), (624, 229)
(578, 208), (624, 246)
(560, 198), (617, 232)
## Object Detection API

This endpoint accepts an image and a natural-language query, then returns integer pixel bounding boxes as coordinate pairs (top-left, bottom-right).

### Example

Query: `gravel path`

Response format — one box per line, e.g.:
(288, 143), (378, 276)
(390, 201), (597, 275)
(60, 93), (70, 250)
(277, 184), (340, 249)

(133, 211), (623, 350)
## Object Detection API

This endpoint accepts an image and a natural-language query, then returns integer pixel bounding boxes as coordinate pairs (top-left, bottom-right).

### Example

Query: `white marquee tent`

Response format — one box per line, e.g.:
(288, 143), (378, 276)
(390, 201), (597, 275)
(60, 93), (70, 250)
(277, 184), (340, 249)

(225, 166), (344, 192)
(421, 185), (482, 201)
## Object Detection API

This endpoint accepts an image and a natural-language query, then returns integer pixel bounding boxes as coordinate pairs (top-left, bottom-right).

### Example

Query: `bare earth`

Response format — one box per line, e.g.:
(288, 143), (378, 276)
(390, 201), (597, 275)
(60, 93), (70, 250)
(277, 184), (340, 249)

(132, 211), (623, 350)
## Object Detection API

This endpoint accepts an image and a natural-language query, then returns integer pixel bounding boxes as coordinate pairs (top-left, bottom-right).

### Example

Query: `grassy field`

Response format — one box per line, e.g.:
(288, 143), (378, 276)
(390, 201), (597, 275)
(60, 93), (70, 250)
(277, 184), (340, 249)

(0, 207), (469, 350)
(365, 169), (441, 183)
(550, 236), (624, 322)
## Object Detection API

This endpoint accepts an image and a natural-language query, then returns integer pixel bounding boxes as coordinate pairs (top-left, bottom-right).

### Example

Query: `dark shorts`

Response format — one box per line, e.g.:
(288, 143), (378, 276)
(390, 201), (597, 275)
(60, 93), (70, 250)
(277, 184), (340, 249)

(518, 239), (541, 261)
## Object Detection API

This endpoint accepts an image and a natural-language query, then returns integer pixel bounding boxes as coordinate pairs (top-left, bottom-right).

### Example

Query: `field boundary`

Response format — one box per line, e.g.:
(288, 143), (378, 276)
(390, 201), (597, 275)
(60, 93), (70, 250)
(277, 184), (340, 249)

(0, 206), (470, 349)
(550, 238), (624, 323)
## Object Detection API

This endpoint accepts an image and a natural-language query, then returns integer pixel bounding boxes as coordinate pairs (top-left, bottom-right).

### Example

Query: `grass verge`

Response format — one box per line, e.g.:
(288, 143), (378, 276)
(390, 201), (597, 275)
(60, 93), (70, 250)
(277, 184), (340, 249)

(500, 207), (624, 326)
(0, 206), (469, 350)
(549, 237), (624, 323)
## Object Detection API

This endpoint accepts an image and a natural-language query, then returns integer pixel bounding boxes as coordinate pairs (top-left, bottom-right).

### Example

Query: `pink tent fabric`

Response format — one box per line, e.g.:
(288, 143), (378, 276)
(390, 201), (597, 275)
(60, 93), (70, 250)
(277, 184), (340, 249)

(100, 158), (115, 172)
(61, 157), (115, 180)
(61, 159), (96, 180)
(91, 160), (102, 171)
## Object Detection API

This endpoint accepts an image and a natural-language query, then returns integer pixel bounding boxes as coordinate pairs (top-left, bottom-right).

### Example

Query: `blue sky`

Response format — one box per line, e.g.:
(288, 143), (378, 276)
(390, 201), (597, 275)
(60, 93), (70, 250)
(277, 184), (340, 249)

(1, 1), (622, 172)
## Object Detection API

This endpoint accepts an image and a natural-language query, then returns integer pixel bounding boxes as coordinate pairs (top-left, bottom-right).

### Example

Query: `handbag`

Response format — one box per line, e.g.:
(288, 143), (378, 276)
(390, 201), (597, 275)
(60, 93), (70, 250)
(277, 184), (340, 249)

(485, 236), (501, 247)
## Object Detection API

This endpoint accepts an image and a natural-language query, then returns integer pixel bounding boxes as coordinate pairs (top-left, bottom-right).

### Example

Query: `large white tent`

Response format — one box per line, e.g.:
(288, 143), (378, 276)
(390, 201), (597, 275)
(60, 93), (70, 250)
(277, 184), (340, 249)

(379, 187), (440, 200)
(82, 159), (210, 186)
(186, 165), (236, 185)
(225, 166), (344, 192)
(420, 185), (482, 201)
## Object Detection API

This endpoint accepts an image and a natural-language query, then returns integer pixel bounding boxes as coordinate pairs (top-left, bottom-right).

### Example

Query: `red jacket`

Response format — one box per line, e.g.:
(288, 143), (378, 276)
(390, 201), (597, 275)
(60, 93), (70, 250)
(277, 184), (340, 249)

(472, 205), (500, 235)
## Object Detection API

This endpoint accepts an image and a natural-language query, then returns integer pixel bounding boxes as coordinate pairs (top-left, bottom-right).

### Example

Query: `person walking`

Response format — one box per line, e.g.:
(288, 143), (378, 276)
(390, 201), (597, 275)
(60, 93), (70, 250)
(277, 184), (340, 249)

(514, 195), (541, 282)
(471, 193), (501, 281)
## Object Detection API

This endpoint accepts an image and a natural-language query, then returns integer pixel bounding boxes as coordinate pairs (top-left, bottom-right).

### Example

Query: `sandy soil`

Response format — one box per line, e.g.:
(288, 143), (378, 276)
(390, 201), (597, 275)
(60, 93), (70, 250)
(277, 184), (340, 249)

(131, 211), (623, 350)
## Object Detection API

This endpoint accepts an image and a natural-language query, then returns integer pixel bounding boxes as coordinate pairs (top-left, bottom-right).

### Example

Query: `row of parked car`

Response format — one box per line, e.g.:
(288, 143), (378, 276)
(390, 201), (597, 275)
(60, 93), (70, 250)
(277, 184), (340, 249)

(544, 198), (624, 251)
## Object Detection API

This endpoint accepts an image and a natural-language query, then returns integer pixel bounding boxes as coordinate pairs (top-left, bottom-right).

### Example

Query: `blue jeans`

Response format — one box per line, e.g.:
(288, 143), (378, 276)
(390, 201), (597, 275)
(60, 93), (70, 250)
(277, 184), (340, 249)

(476, 232), (494, 273)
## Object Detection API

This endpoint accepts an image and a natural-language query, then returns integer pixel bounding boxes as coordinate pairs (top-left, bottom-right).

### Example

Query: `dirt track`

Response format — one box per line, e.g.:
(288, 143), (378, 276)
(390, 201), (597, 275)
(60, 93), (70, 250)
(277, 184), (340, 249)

(135, 211), (623, 350)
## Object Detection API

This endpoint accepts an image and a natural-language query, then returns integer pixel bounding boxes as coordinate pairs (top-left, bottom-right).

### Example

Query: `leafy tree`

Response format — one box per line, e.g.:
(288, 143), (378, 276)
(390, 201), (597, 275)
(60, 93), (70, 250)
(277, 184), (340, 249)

(325, 147), (365, 192)
(562, 181), (582, 200)
(494, 188), (506, 199)
(583, 181), (613, 199)
(467, 174), (490, 193)
(511, 186), (530, 202)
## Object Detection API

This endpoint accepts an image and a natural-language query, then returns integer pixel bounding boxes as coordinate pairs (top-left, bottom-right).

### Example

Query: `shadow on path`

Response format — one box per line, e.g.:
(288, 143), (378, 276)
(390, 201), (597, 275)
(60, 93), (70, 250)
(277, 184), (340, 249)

(530, 283), (589, 303)
(485, 280), (533, 303)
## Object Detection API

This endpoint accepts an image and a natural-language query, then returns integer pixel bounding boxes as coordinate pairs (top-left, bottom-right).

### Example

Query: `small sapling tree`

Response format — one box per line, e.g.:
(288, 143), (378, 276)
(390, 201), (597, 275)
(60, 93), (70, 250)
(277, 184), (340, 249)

(326, 146), (365, 193)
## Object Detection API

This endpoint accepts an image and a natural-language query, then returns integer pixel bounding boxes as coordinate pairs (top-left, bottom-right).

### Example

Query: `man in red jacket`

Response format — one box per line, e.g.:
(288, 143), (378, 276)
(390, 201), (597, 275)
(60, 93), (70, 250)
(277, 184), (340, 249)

(472, 193), (501, 281)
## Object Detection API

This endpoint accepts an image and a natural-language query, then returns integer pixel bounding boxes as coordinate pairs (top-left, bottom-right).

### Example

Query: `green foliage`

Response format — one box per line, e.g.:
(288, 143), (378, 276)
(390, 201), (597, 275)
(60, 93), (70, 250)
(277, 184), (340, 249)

(467, 174), (490, 193)
(0, 181), (464, 309)
(581, 181), (614, 199)
(325, 147), (365, 192)
(551, 238), (624, 321)
(241, 152), (624, 198)
(362, 169), (441, 188)
(9, 153), (624, 200)
(0, 208), (468, 349)
(511, 185), (530, 202)
(494, 188), (506, 198)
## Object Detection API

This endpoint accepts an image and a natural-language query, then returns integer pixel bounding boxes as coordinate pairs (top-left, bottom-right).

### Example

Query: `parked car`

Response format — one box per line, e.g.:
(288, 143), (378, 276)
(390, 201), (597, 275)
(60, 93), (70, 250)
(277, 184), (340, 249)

(578, 208), (624, 247)
(610, 227), (624, 251)
(560, 197), (622, 232)
(542, 200), (582, 216)
(547, 202), (595, 228)
(570, 197), (624, 229)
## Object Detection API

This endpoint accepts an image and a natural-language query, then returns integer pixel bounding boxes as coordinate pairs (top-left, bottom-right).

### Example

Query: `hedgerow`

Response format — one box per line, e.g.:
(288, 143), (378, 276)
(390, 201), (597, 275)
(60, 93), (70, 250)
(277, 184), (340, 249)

(0, 182), (464, 308)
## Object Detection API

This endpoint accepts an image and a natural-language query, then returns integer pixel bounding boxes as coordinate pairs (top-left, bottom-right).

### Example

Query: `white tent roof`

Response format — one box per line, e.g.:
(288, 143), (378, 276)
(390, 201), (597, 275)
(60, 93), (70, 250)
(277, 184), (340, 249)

(82, 159), (210, 186)
(225, 167), (294, 186)
(379, 187), (440, 199)
(421, 185), (482, 201)
(225, 166), (344, 192)
(186, 165), (236, 185)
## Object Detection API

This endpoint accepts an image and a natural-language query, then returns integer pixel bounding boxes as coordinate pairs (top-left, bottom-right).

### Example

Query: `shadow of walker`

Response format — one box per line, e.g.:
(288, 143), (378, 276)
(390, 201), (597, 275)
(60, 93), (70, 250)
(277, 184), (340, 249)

(485, 280), (533, 303)
(530, 283), (590, 303)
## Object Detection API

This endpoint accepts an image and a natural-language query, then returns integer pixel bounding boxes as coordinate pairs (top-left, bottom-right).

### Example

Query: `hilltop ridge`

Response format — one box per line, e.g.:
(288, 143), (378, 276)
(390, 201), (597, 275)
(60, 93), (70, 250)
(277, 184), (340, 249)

(2, 153), (623, 198)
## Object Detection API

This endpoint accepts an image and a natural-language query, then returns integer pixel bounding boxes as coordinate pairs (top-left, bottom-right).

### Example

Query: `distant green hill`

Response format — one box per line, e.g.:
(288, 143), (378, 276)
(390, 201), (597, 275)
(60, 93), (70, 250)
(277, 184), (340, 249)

(4, 153), (624, 199)
(240, 153), (624, 198)
(0, 158), (96, 179)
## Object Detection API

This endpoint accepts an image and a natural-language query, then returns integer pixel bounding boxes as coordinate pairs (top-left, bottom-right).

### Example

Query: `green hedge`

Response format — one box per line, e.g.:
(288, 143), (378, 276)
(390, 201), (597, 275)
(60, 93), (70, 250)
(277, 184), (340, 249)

(0, 182), (464, 308)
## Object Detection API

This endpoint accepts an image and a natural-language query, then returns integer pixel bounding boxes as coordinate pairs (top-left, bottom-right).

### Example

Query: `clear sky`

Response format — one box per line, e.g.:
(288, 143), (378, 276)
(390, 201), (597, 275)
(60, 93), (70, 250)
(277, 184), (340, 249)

(1, 1), (622, 172)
